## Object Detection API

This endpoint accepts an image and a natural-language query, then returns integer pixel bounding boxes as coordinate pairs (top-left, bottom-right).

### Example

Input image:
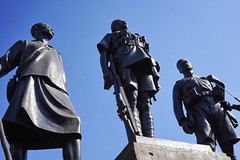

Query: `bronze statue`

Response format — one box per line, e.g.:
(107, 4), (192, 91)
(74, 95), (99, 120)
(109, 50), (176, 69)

(97, 19), (160, 142)
(0, 23), (81, 160)
(172, 59), (239, 160)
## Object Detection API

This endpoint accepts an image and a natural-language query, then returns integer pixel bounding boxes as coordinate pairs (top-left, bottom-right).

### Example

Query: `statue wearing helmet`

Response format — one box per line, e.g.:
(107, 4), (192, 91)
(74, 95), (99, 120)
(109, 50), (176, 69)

(97, 19), (160, 141)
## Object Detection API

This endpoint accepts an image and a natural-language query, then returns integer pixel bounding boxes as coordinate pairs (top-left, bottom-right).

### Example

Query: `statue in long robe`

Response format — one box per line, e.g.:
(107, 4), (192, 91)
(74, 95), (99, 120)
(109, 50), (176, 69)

(0, 23), (81, 160)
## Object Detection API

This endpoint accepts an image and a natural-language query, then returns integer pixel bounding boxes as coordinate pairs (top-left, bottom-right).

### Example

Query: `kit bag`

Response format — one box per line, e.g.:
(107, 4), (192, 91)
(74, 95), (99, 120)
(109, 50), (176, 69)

(6, 75), (18, 102)
(226, 110), (238, 128)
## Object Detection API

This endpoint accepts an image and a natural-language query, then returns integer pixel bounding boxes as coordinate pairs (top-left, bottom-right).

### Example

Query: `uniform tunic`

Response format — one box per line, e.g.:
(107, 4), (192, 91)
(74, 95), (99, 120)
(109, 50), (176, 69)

(97, 31), (159, 96)
(173, 74), (239, 146)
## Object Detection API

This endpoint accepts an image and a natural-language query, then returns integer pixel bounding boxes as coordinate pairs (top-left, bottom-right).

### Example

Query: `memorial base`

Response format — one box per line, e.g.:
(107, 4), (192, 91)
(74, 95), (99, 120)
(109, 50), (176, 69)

(115, 136), (230, 160)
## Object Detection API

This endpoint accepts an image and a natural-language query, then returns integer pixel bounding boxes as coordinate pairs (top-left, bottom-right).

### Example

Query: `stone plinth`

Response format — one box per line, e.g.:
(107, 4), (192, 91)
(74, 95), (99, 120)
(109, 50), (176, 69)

(115, 136), (230, 160)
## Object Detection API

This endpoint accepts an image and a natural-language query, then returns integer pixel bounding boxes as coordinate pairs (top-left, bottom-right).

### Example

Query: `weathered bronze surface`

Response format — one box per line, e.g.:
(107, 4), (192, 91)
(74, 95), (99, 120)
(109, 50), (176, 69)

(172, 59), (239, 160)
(97, 19), (160, 142)
(0, 23), (81, 160)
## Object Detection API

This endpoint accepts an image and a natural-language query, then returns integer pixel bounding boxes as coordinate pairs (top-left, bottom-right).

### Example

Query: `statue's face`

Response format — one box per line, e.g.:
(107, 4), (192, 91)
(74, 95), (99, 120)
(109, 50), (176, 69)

(32, 23), (54, 40)
(37, 24), (54, 40)
(177, 59), (193, 73)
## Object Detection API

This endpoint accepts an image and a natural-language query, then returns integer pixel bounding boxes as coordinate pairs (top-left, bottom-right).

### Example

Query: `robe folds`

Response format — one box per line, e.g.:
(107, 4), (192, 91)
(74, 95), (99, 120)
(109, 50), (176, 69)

(0, 40), (81, 149)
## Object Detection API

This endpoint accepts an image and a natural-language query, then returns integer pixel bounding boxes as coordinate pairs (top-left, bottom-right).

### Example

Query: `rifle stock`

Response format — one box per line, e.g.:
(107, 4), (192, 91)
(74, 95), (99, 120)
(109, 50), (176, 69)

(232, 104), (240, 111)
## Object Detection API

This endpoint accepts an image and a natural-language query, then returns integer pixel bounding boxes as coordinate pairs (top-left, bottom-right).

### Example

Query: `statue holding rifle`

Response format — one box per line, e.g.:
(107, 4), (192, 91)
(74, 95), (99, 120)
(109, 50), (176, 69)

(219, 85), (240, 112)
(0, 23), (81, 160)
(97, 19), (160, 142)
(172, 59), (239, 160)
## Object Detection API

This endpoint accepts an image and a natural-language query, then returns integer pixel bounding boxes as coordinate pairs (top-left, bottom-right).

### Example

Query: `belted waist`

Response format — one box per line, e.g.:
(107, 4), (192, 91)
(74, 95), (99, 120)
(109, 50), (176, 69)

(183, 88), (213, 107)
(201, 90), (213, 96)
(112, 36), (145, 51)
(127, 39), (145, 47)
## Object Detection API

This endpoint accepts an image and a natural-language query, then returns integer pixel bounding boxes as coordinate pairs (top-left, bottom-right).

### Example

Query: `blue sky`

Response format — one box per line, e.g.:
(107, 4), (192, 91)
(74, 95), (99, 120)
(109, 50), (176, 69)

(1, 0), (240, 159)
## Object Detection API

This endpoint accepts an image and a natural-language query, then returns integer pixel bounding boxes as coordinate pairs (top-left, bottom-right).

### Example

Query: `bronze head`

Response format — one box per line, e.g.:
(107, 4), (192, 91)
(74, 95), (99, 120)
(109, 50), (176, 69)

(176, 59), (193, 73)
(31, 23), (54, 40)
(111, 19), (128, 32)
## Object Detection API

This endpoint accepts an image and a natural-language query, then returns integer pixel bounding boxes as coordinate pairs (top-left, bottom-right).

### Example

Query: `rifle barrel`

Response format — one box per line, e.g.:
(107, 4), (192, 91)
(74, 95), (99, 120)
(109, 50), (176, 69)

(215, 83), (240, 102)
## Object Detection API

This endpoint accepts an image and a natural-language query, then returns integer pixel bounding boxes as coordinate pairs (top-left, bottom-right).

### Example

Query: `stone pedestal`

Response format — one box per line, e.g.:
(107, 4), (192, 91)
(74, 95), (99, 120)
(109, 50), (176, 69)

(115, 136), (230, 160)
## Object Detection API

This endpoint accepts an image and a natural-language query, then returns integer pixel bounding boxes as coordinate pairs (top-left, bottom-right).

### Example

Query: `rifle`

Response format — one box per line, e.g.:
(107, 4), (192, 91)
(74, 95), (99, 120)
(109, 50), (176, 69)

(231, 104), (240, 111)
(215, 83), (240, 103)
(214, 83), (240, 112)
(109, 55), (139, 142)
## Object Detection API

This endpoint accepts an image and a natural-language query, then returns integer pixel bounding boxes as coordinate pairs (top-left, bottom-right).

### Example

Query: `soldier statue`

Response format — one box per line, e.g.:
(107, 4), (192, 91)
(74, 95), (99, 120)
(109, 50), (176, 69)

(0, 23), (81, 160)
(172, 58), (239, 160)
(97, 19), (160, 142)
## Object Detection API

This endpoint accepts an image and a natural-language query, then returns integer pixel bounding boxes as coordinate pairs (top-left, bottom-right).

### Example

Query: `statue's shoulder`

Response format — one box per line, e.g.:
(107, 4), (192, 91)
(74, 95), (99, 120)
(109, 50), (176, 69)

(103, 32), (113, 39)
(175, 79), (184, 86)
(13, 40), (27, 46)
(7, 40), (28, 52)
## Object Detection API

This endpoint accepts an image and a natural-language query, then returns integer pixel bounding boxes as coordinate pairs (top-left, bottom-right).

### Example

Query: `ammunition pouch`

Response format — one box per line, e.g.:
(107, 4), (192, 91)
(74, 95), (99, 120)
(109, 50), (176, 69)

(183, 87), (213, 106)
(111, 31), (148, 53)
(112, 36), (145, 50)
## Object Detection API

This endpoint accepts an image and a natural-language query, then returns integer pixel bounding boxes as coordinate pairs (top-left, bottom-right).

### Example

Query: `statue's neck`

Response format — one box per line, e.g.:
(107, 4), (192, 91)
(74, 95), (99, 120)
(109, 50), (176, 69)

(183, 71), (194, 78)
(35, 35), (49, 45)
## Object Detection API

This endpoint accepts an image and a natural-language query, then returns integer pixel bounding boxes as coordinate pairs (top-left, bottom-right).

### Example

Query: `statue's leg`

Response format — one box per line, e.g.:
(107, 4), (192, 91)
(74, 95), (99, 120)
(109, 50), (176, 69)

(218, 140), (237, 160)
(138, 92), (154, 138)
(126, 88), (143, 136)
(63, 138), (81, 160)
(10, 143), (27, 160)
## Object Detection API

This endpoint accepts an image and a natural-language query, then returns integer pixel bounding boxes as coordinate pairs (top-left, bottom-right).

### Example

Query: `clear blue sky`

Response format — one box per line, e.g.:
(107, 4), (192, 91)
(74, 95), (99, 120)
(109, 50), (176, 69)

(1, 0), (240, 159)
